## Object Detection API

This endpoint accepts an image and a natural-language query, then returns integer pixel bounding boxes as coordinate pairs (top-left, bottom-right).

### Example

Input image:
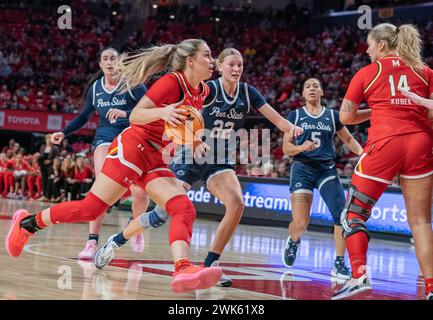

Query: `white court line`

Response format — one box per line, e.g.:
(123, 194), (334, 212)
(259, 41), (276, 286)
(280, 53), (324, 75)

(23, 243), (288, 299)
(23, 242), (155, 279)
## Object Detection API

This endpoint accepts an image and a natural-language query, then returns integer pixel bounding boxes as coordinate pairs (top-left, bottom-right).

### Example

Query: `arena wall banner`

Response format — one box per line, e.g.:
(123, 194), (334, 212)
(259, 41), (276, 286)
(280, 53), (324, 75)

(186, 177), (418, 237)
(0, 109), (98, 135)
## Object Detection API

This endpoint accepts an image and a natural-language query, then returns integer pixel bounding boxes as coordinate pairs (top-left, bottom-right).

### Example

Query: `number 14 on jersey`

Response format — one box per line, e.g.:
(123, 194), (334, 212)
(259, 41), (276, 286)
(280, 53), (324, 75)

(388, 74), (410, 96)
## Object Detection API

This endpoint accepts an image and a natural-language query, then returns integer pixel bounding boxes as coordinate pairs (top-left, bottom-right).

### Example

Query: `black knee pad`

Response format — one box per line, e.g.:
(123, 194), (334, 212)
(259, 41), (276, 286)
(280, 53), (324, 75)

(340, 184), (377, 241)
(341, 217), (370, 241)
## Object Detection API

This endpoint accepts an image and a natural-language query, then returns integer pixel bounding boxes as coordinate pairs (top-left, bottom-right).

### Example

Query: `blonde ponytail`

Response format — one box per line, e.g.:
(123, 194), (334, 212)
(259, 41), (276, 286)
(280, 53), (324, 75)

(396, 24), (424, 70)
(115, 44), (177, 93)
(115, 39), (207, 93)
(369, 23), (424, 70)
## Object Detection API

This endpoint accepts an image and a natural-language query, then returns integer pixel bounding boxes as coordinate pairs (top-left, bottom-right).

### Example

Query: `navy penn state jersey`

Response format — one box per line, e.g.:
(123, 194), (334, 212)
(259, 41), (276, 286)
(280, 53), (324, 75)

(90, 77), (146, 130)
(200, 78), (267, 163)
(176, 77), (266, 165)
(287, 106), (344, 162)
(62, 76), (147, 139)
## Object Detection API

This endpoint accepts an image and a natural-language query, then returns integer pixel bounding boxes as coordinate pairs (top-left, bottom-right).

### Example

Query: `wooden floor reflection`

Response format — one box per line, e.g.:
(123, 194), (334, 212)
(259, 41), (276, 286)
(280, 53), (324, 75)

(0, 198), (426, 300)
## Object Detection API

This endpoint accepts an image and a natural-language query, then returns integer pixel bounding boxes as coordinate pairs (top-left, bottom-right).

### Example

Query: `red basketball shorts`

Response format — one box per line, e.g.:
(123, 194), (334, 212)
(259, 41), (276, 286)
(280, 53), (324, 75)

(355, 132), (433, 184)
(101, 127), (175, 190)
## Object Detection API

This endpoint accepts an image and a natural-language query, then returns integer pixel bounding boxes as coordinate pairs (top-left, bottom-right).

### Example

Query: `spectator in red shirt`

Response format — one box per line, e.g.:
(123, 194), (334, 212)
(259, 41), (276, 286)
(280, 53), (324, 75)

(3, 156), (15, 197)
(1, 139), (15, 154)
(12, 153), (30, 199)
(68, 155), (93, 200)
(34, 90), (47, 111)
(272, 138), (285, 160)
(61, 155), (75, 201)
(27, 153), (42, 199)
(12, 142), (21, 157)
(0, 84), (11, 108)
(0, 152), (8, 195)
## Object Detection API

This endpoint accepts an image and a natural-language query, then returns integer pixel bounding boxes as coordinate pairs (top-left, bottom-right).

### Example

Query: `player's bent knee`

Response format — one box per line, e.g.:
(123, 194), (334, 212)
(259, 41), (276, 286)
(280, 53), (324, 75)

(293, 218), (309, 230)
(165, 195), (196, 245)
(332, 212), (342, 226)
(227, 198), (245, 216)
(342, 217), (370, 241)
(49, 192), (110, 224)
(408, 216), (432, 227)
(340, 184), (377, 241)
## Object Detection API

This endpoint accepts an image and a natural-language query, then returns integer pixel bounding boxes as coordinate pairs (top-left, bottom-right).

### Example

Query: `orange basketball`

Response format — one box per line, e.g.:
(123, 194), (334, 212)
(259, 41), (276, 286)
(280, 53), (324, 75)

(164, 104), (204, 145)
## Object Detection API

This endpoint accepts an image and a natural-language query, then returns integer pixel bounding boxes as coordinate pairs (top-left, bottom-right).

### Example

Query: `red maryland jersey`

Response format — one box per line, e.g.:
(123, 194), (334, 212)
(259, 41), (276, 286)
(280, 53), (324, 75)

(131, 71), (209, 148)
(345, 54), (433, 144)
(14, 160), (30, 171)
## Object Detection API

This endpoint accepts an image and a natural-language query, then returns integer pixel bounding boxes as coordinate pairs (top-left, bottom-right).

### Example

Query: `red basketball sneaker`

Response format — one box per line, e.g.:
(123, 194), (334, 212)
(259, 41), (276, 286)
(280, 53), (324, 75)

(171, 265), (223, 293)
(5, 209), (34, 257)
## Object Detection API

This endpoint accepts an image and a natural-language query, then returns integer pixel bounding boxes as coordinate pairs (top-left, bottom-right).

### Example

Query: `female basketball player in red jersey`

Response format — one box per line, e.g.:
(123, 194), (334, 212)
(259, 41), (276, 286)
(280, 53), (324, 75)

(92, 48), (304, 288)
(5, 39), (223, 293)
(332, 23), (433, 300)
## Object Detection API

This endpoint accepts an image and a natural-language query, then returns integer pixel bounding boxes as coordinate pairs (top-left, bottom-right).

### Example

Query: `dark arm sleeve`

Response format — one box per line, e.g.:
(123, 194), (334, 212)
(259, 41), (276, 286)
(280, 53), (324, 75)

(62, 86), (95, 136)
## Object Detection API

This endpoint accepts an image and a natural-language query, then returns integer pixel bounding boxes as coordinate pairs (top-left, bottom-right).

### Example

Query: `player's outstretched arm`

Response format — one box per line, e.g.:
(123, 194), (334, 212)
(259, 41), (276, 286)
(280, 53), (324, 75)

(258, 104), (303, 137)
(399, 88), (433, 110)
(57, 88), (95, 141)
(336, 127), (363, 156)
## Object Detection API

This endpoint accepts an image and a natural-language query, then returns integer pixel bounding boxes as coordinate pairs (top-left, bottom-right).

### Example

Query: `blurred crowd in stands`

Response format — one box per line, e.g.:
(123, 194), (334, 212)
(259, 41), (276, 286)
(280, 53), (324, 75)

(0, 1), (431, 183)
(232, 124), (364, 183)
(0, 137), (94, 201)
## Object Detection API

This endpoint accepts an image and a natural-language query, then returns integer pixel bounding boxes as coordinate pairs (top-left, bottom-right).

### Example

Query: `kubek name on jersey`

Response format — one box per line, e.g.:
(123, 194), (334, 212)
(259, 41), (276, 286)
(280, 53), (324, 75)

(390, 98), (412, 105)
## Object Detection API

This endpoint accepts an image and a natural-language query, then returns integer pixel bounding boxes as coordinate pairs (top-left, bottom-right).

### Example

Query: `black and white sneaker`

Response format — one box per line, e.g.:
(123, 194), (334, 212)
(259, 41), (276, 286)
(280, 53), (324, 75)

(281, 236), (300, 268)
(332, 274), (371, 300)
(210, 260), (232, 287)
(331, 258), (351, 280)
(94, 234), (121, 269)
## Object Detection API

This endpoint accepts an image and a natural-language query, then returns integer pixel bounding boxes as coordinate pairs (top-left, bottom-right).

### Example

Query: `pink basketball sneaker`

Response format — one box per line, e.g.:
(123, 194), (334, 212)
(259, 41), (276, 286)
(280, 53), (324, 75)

(5, 209), (34, 257)
(130, 233), (145, 253)
(171, 265), (222, 293)
(78, 240), (98, 259)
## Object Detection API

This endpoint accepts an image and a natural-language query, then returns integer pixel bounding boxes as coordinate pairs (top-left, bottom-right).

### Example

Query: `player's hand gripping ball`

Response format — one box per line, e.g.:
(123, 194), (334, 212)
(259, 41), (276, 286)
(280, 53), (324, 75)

(164, 105), (204, 145)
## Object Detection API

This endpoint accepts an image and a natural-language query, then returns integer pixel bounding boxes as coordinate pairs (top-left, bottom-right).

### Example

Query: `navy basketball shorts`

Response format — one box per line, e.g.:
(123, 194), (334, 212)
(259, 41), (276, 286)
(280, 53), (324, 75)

(170, 161), (235, 188)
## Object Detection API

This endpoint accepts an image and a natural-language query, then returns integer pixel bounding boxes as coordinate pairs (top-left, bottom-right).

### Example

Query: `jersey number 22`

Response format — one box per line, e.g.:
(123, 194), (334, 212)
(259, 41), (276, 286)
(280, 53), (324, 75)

(210, 120), (235, 139)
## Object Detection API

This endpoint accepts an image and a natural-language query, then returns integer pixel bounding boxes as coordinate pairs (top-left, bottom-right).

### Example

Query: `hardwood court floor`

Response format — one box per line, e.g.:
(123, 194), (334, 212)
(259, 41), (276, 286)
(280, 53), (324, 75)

(0, 198), (427, 300)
